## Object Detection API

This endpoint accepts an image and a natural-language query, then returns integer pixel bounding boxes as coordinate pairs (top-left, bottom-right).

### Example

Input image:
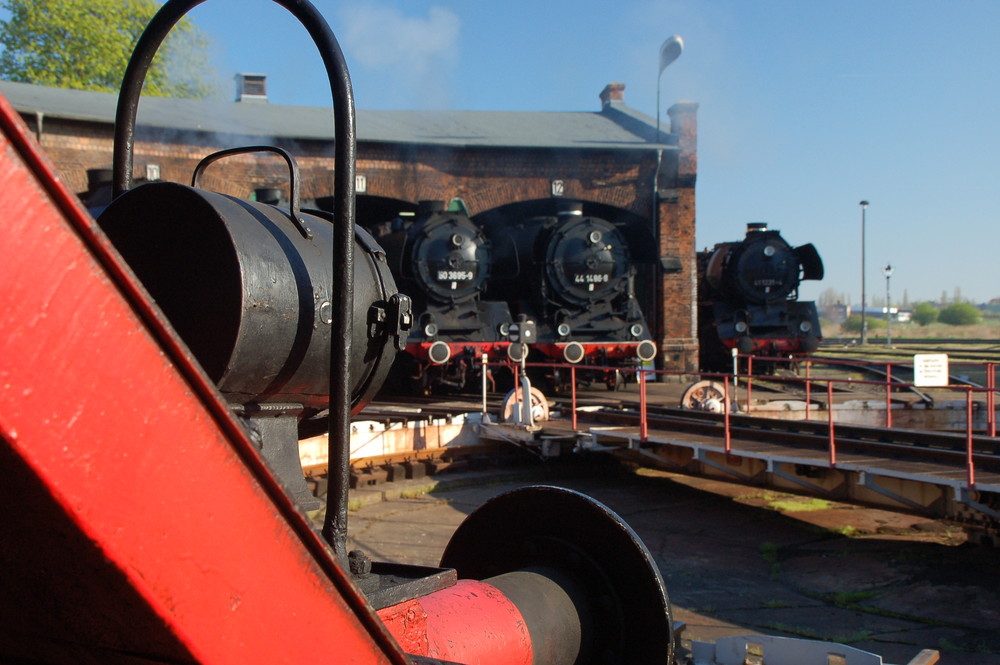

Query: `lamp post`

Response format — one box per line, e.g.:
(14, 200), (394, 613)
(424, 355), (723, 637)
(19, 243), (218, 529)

(859, 200), (869, 344)
(883, 264), (894, 347)
(656, 36), (684, 141)
(652, 36), (683, 357)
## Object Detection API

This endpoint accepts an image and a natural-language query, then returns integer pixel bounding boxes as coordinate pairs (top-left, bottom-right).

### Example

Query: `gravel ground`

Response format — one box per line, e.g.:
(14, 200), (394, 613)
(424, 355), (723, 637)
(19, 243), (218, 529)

(337, 460), (1000, 664)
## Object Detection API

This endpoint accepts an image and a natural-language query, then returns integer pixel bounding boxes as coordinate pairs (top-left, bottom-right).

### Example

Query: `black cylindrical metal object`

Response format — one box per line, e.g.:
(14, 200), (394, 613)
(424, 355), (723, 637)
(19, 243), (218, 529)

(485, 567), (590, 665)
(108, 0), (360, 562)
(97, 182), (402, 413)
(440, 485), (673, 665)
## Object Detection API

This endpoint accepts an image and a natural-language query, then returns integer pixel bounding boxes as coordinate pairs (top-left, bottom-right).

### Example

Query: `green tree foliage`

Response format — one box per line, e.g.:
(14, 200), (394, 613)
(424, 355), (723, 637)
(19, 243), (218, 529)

(912, 302), (939, 326)
(0, 0), (216, 98)
(938, 302), (982, 326)
(841, 314), (885, 334)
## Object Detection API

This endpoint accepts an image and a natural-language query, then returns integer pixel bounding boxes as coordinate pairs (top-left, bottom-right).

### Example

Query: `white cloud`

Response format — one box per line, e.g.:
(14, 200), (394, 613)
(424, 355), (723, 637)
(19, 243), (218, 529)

(337, 5), (461, 108)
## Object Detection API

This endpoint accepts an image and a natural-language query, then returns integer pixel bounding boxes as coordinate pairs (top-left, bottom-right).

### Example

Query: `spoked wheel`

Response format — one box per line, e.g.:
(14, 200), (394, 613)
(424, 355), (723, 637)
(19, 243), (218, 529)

(679, 380), (734, 413)
(501, 386), (550, 423)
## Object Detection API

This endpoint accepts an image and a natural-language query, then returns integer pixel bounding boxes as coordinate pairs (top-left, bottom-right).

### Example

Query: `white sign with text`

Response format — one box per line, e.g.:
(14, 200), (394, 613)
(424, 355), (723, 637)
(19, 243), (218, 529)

(913, 353), (949, 387)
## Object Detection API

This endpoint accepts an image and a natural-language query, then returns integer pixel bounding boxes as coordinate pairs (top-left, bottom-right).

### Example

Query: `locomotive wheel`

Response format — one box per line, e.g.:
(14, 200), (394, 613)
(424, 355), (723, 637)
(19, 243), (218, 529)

(679, 380), (732, 413)
(501, 386), (549, 423)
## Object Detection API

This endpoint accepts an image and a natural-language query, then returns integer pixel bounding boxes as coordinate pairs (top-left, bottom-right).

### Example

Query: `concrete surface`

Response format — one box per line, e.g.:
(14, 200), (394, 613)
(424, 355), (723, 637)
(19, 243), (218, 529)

(315, 460), (1000, 665)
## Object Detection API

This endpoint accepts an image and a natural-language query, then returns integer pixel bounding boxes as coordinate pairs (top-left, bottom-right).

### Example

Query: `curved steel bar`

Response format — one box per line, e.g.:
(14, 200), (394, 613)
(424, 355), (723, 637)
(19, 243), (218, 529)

(111, 0), (357, 563)
(191, 145), (310, 239)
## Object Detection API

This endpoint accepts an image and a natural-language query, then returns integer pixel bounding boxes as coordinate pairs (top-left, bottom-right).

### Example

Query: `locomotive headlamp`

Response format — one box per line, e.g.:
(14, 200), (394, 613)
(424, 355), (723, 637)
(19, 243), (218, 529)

(557, 322), (572, 337)
(734, 321), (749, 333)
(630, 323), (644, 338)
(637, 340), (658, 362)
(763, 245), (776, 257)
(428, 341), (452, 364)
(424, 322), (439, 338)
(507, 342), (528, 363)
(799, 321), (812, 333)
(498, 322), (511, 337)
(450, 233), (465, 247)
(563, 342), (585, 364)
(588, 230), (603, 244)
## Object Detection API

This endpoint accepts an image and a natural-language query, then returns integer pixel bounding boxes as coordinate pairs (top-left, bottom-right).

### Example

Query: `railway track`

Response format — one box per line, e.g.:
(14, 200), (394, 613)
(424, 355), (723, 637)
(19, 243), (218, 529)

(573, 400), (1000, 470)
(816, 339), (1000, 365)
(363, 390), (1000, 476)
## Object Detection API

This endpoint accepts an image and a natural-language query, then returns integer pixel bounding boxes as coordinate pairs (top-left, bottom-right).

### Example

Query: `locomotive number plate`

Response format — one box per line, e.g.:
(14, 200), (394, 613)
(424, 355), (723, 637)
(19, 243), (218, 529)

(574, 274), (610, 284)
(437, 270), (474, 281)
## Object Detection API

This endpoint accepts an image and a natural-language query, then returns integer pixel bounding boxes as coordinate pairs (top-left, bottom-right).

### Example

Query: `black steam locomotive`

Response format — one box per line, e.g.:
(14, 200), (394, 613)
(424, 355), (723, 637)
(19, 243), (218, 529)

(483, 200), (657, 390)
(357, 198), (657, 394)
(373, 200), (514, 393)
(698, 222), (824, 371)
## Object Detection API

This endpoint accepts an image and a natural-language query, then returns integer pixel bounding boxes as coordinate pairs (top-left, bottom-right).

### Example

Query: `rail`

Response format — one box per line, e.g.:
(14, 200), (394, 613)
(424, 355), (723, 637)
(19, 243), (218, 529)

(473, 352), (999, 493)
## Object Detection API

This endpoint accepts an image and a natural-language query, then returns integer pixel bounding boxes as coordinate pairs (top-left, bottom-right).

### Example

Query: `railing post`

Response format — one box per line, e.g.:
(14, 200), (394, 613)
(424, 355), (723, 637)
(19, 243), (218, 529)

(724, 376), (731, 453)
(639, 369), (648, 442)
(804, 360), (811, 421)
(885, 363), (892, 429)
(746, 355), (753, 414)
(966, 388), (976, 488)
(827, 380), (836, 467)
(732, 348), (739, 387)
(988, 362), (996, 438)
(481, 352), (488, 415)
(571, 365), (578, 431)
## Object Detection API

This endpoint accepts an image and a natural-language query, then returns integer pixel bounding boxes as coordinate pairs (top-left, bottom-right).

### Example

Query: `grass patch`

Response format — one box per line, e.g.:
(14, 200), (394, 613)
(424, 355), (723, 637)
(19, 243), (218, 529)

(762, 599), (795, 609)
(767, 497), (832, 513)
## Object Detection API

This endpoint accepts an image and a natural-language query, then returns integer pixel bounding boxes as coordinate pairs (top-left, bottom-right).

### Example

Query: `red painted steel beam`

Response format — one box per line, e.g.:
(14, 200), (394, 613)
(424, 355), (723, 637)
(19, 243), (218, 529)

(0, 93), (406, 664)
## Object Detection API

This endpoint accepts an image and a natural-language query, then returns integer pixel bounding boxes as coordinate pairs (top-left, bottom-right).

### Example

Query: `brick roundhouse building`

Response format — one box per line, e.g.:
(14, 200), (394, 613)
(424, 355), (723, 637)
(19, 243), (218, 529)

(0, 78), (699, 372)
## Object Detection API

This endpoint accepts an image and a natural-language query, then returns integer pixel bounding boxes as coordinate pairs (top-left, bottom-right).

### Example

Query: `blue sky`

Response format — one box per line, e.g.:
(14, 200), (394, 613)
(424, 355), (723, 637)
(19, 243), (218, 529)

(186, 0), (999, 306)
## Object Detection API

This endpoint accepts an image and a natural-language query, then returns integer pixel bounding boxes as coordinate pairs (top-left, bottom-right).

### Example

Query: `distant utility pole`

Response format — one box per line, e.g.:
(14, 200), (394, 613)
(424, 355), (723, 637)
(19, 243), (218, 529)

(859, 201), (869, 344)
(883, 264), (894, 347)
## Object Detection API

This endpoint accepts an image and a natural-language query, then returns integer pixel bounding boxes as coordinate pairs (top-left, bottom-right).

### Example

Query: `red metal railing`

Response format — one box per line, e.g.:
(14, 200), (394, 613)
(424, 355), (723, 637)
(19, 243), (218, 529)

(490, 352), (998, 491)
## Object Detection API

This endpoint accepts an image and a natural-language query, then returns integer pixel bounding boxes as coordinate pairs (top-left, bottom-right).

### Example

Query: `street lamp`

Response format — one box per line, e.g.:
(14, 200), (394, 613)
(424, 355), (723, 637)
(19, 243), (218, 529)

(652, 35), (683, 350)
(859, 200), (869, 344)
(883, 264), (894, 347)
(656, 36), (684, 141)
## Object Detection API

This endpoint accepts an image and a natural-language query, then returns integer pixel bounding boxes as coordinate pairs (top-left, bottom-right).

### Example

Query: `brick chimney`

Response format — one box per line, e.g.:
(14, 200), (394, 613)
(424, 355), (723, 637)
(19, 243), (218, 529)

(599, 82), (626, 108)
(668, 101), (699, 181)
(235, 73), (268, 102)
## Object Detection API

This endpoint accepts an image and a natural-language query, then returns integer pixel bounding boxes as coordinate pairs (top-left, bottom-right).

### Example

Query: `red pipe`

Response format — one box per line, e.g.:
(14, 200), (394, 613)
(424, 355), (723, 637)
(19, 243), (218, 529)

(377, 580), (532, 665)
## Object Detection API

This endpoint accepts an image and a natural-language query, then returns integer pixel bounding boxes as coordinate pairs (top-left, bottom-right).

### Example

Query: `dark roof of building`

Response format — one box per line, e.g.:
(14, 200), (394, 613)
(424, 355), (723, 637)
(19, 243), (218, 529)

(0, 79), (677, 151)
